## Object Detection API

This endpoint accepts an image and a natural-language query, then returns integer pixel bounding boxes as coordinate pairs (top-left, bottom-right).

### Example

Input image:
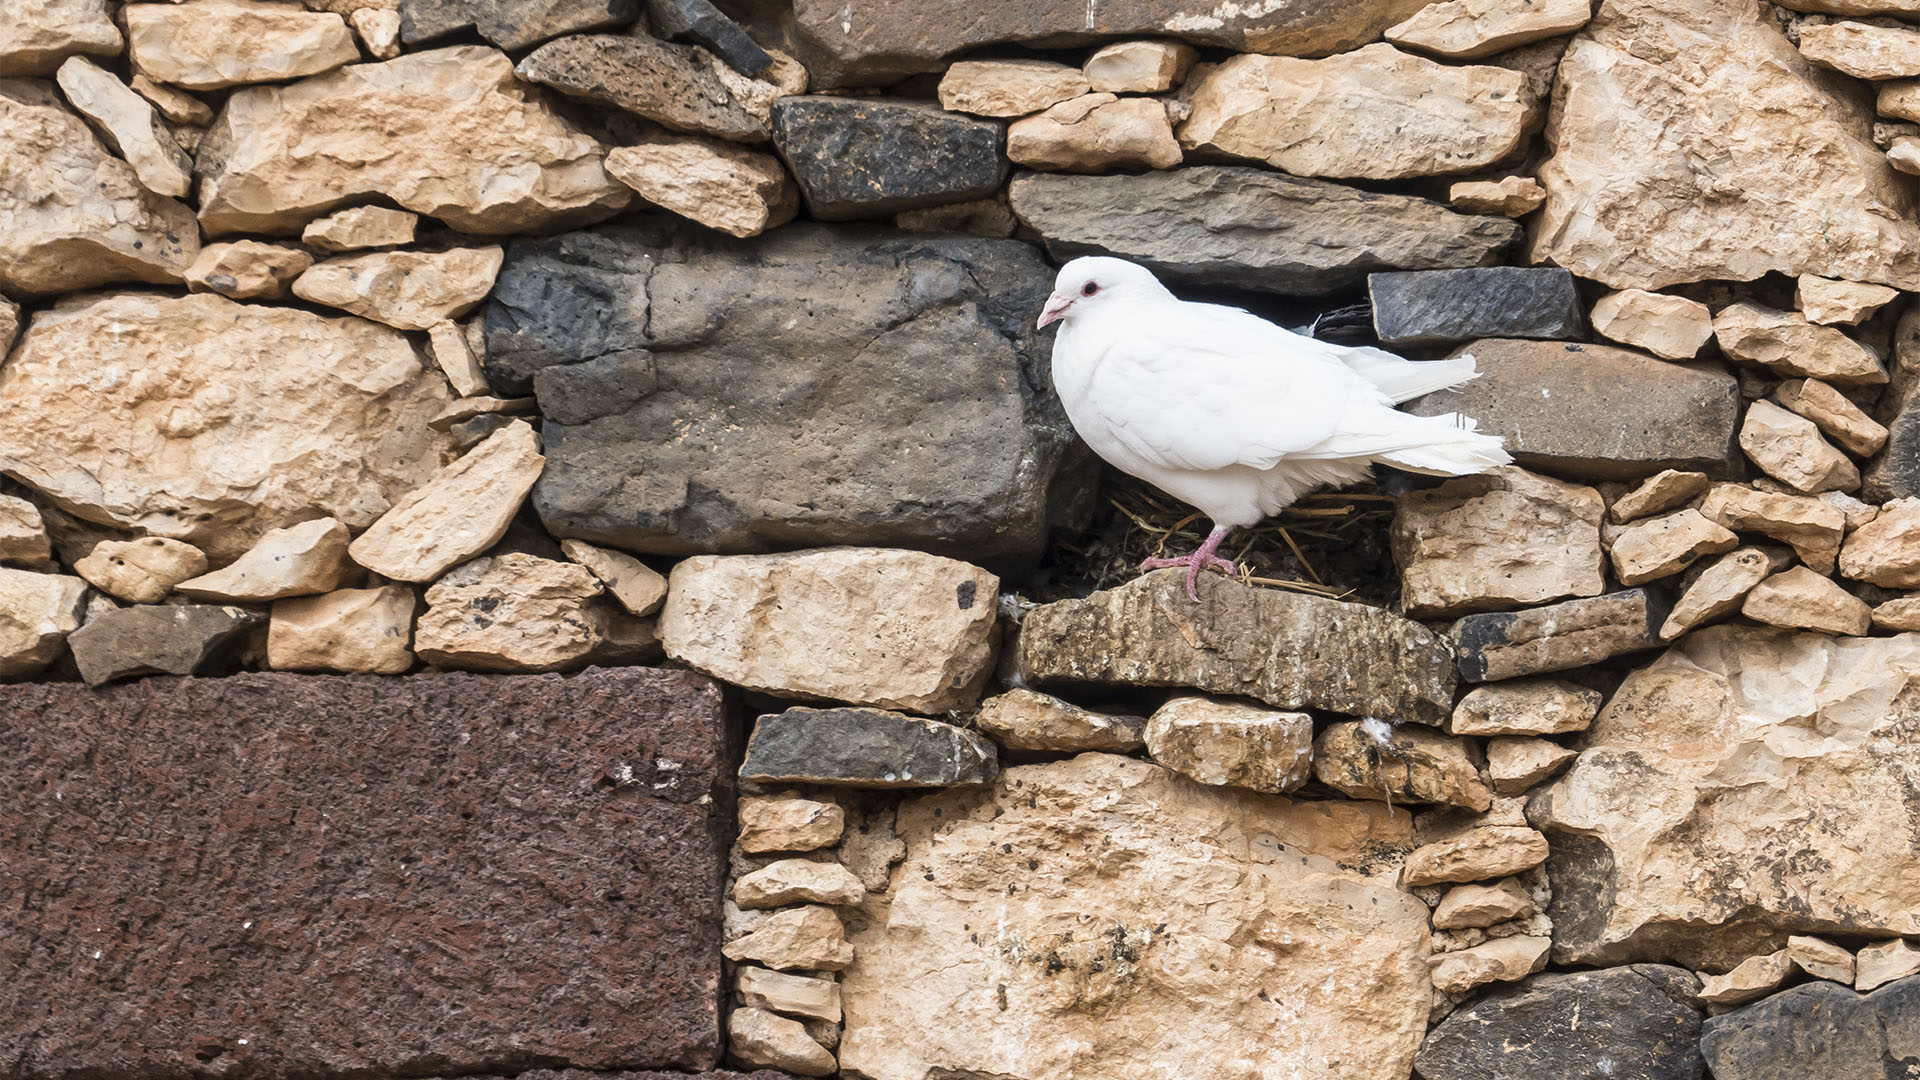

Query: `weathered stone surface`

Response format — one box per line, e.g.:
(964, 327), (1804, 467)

(1788, 935), (1856, 983)
(0, 568), (87, 677)
(517, 33), (764, 143)
(1403, 826), (1549, 885)
(268, 584), (417, 674)
(735, 859), (866, 910)
(1386, 0), (1589, 59)
(738, 795), (844, 854)
(605, 136), (797, 238)
(1006, 93), (1182, 172)
(1662, 547), (1792, 640)
(1700, 484), (1847, 573)
(1416, 966), (1705, 1080)
(662, 548), (996, 713)
(974, 688), (1144, 753)
(1179, 44), (1529, 180)
(1872, 595), (1920, 631)
(1797, 275), (1899, 326)
(1799, 19), (1920, 79)
(1314, 721), (1491, 811)
(736, 966), (841, 1023)
(66, 604), (263, 685)
(1008, 166), (1518, 295)
(428, 319), (492, 398)
(1391, 466), (1605, 618)
(126, 0), (358, 91)
(511, 226), (1084, 565)
(1839, 498), (1920, 587)
(647, 0), (769, 77)
(1714, 302), (1888, 385)
(699, 45), (805, 125)
(1370, 267), (1582, 347)
(73, 537), (208, 604)
(770, 97), (1004, 219)
(0, 496), (51, 568)
(1487, 737), (1578, 794)
(350, 8), (402, 58)
(741, 707), (998, 789)
(1699, 952), (1793, 1006)
(1018, 569), (1457, 724)
(1452, 588), (1666, 682)
(1084, 40), (1196, 93)
(348, 420), (542, 583)
(0, 80), (199, 295)
(892, 197), (1016, 236)
(1532, 625), (1920, 968)
(185, 240), (313, 299)
(414, 553), (609, 673)
(1, 0), (121, 76)
(1532, 0), (1920, 292)
(302, 205), (419, 251)
(130, 74), (213, 126)
(937, 59), (1088, 117)
(1431, 935), (1551, 995)
(1448, 175), (1547, 216)
(1774, 378), (1887, 457)
(0, 296), (16, 360)
(196, 46), (630, 236)
(1451, 678), (1601, 737)
(1434, 877), (1537, 929)
(1856, 939), (1920, 990)
(723, 905), (854, 972)
(399, 0), (639, 49)
(1610, 508), (1739, 586)
(1742, 565), (1873, 635)
(727, 1008), (834, 1076)
(1867, 308), (1920, 502)
(1701, 977), (1920, 1080)
(560, 539), (665, 617)
(56, 57), (194, 198)
(838, 754), (1429, 1080)
(1404, 339), (1741, 480)
(1143, 695), (1313, 794)
(1590, 289), (1714, 361)
(0, 668), (730, 1074)
(293, 247), (499, 333)
(176, 518), (352, 602)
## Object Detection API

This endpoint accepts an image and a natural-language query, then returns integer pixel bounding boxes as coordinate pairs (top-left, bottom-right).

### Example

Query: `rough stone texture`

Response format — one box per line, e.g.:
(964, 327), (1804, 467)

(1798, 275), (1899, 325)
(1006, 94), (1182, 172)
(1867, 308), (1920, 503)
(293, 247), (504, 332)
(1774, 378), (1887, 457)
(560, 539), (666, 617)
(1787, 935), (1855, 983)
(1741, 565), (1872, 635)
(0, 669), (731, 1075)
(1403, 825), (1550, 886)
(739, 707), (999, 789)
(737, 795), (844, 854)
(74, 537), (209, 604)
(726, 1008), (834, 1076)
(1391, 466), (1606, 618)
(0, 80), (199, 295)
(838, 754), (1430, 1080)
(517, 33), (765, 143)
(1385, 0), (1590, 59)
(1799, 19), (1920, 79)
(66, 604), (264, 686)
(351, 8), (402, 59)
(0, 568), (87, 677)
(1008, 166), (1518, 296)
(56, 57), (194, 198)
(398, 0), (639, 50)
(427, 320), (492, 398)
(1700, 976), (1920, 1080)
(1699, 484), (1847, 574)
(1714, 302), (1888, 386)
(1872, 596), (1920, 632)
(1, 0), (121, 76)
(1609, 508), (1739, 586)
(509, 225), (1085, 566)
(0, 292), (452, 561)
(661, 548), (997, 713)
(185, 240), (313, 299)
(1084, 40), (1196, 93)
(1016, 568), (1457, 725)
(1178, 44), (1531, 180)
(937, 59), (1088, 117)
(770, 97), (1005, 219)
(736, 966), (840, 1023)
(1839, 498), (1920, 587)
(1430, 935), (1551, 995)
(1143, 695), (1313, 794)
(131, 74), (213, 126)
(974, 688), (1145, 753)
(268, 585), (417, 674)
(302, 205), (420, 252)
(414, 553), (610, 673)
(1699, 952), (1794, 1006)
(1370, 267), (1582, 347)
(1433, 878), (1537, 929)
(647, 0), (769, 77)
(125, 0), (356, 94)
(605, 136), (797, 238)
(0, 496), (52, 568)
(1532, 0), (1920, 292)
(1403, 339), (1742, 480)
(723, 906), (854, 972)
(1532, 625), (1920, 968)
(1314, 721), (1492, 811)
(348, 420), (542, 583)
(1590, 288), (1715, 360)
(1451, 679), (1601, 737)
(1856, 939), (1920, 991)
(176, 518), (352, 602)
(1487, 737), (1577, 794)
(1452, 588), (1667, 682)
(196, 45), (630, 236)
(734, 859), (866, 909)
(1448, 175), (1547, 216)
(1416, 966), (1705, 1080)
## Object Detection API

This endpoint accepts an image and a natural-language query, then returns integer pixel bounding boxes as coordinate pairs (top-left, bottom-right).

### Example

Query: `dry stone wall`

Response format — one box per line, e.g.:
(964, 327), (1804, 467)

(7, 1), (1920, 1079)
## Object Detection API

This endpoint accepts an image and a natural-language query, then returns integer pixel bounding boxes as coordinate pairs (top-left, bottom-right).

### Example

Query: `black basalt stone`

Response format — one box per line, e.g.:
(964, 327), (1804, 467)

(645, 0), (771, 76)
(1416, 965), (1707, 1080)
(1699, 975), (1920, 1080)
(741, 706), (999, 788)
(1370, 266), (1585, 346)
(770, 97), (1006, 220)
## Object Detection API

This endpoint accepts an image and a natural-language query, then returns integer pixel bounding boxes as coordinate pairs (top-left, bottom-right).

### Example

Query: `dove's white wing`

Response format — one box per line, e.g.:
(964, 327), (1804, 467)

(1180, 299), (1481, 402)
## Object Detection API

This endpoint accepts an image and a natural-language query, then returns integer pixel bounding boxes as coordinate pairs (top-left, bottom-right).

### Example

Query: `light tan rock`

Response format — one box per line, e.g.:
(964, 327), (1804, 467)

(1773, 378), (1889, 458)
(1739, 399), (1860, 495)
(1612, 469), (1711, 523)
(1662, 546), (1795, 639)
(1786, 934), (1855, 983)
(300, 205), (418, 251)
(0, 568), (88, 676)
(196, 45), (630, 236)
(1447, 175), (1546, 216)
(1839, 497), (1920, 587)
(413, 552), (609, 673)
(1179, 44), (1531, 181)
(1797, 275), (1899, 326)
(348, 419), (542, 583)
(1822, 490), (1882, 531)
(292, 246), (504, 331)
(130, 74), (212, 126)
(1881, 78), (1920, 122)
(660, 548), (999, 714)
(0, 292), (452, 559)
(735, 858), (867, 910)
(73, 537), (209, 603)
(1715, 302), (1888, 386)
(937, 59), (1089, 117)
(1386, 0), (1590, 59)
(838, 755), (1430, 1080)
(1, 0), (121, 76)
(1742, 565), (1872, 635)
(348, 6), (400, 58)
(1403, 826), (1550, 886)
(0, 80), (199, 295)
(1799, 20), (1920, 80)
(723, 905), (855, 972)
(1486, 736), (1578, 795)
(738, 795), (845, 854)
(1451, 679), (1601, 737)
(184, 240), (313, 299)
(426, 395), (531, 432)
(1314, 721), (1491, 811)
(1084, 40), (1196, 93)
(1429, 935), (1550, 995)
(1698, 952), (1793, 1005)
(174, 517), (351, 601)
(1609, 508), (1740, 586)
(1143, 695), (1313, 794)
(0, 295), (16, 358)
(558, 538), (665, 617)
(1007, 93), (1183, 172)
(426, 319), (491, 398)
(1873, 595), (1920, 631)
(1856, 938), (1920, 990)
(604, 135), (798, 239)
(1391, 466), (1606, 618)
(1433, 877), (1537, 929)
(737, 966), (842, 1024)
(0, 496), (52, 568)
(729, 1007), (835, 1077)
(699, 46), (808, 126)
(55, 57), (194, 198)
(1888, 136), (1920, 176)
(126, 0), (359, 91)
(974, 688), (1145, 753)
(1699, 484), (1847, 573)
(266, 584), (415, 674)
(1778, 0), (1920, 11)
(1590, 289), (1714, 361)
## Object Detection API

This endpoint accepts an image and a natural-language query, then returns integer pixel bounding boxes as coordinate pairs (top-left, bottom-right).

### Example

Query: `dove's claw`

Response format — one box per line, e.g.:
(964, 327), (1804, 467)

(1140, 525), (1237, 600)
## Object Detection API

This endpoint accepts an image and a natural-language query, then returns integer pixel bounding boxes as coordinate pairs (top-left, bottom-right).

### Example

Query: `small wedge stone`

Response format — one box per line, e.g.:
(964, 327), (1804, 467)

(1741, 565), (1871, 635)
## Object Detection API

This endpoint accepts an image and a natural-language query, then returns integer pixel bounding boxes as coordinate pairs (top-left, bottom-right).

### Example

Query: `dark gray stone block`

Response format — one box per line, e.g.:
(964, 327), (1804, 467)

(399, 0), (640, 49)
(1416, 965), (1706, 1080)
(65, 604), (263, 686)
(770, 97), (1006, 220)
(1700, 975), (1920, 1080)
(645, 0), (771, 76)
(1452, 588), (1668, 682)
(1370, 266), (1584, 346)
(741, 706), (999, 788)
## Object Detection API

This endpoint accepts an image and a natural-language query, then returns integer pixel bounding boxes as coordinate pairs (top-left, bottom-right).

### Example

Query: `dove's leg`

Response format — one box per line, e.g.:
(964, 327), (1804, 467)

(1141, 524), (1239, 600)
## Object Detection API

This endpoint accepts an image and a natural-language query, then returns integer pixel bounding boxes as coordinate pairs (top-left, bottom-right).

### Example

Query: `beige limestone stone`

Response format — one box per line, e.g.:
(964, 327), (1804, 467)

(348, 6), (400, 58)
(300, 205), (418, 251)
(1386, 0), (1590, 59)
(699, 46), (808, 126)
(414, 552), (608, 673)
(1447, 175), (1547, 216)
(974, 688), (1144, 753)
(175, 517), (351, 602)
(0, 295), (16, 359)
(1084, 40), (1196, 93)
(1741, 565), (1872, 635)
(1797, 275), (1899, 326)
(55, 57), (194, 198)
(729, 1007), (835, 1077)
(1429, 935), (1550, 995)
(1786, 934), (1855, 983)
(135, 74), (213, 126)
(1534, 0), (1920, 292)
(1006, 93), (1183, 172)
(0, 292), (451, 559)
(604, 135), (798, 239)
(1778, 0), (1920, 11)
(266, 584), (415, 674)
(723, 905), (854, 972)
(558, 538), (665, 617)
(1699, 952), (1793, 1005)
(738, 795), (845, 854)
(1856, 938), (1920, 990)
(937, 59), (1089, 117)
(1888, 136), (1920, 176)
(126, 0), (358, 91)
(736, 966), (841, 1024)
(1403, 826), (1550, 886)
(1612, 469), (1712, 523)
(1609, 508), (1740, 586)
(0, 496), (52, 568)
(1451, 679), (1601, 737)
(184, 240), (313, 299)
(0, 80), (199, 295)
(1391, 466), (1606, 618)
(1881, 78), (1920, 121)
(1486, 737), (1578, 795)
(838, 754), (1430, 1080)
(0, 567), (88, 676)
(1799, 20), (1920, 80)
(426, 395), (531, 432)
(1873, 595), (1920, 631)
(735, 858), (867, 910)
(1715, 302), (1888, 385)
(1699, 484), (1847, 573)
(426, 319), (491, 398)
(1432, 877), (1537, 929)
(1774, 378), (1889, 457)
(1839, 497), (1920, 587)
(1, 0), (121, 76)
(347, 419), (542, 583)
(1662, 546), (1793, 640)
(661, 548), (998, 714)
(1179, 44), (1530, 181)
(1739, 399), (1860, 495)
(1823, 490), (1881, 530)
(1314, 721), (1491, 812)
(72, 537), (208, 604)
(1590, 289), (1714, 361)
(1143, 695), (1313, 794)
(292, 246), (503, 332)
(196, 45), (629, 236)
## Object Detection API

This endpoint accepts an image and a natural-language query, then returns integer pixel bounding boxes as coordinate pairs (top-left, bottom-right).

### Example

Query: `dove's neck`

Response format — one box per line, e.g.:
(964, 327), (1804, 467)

(1048, 294), (1172, 404)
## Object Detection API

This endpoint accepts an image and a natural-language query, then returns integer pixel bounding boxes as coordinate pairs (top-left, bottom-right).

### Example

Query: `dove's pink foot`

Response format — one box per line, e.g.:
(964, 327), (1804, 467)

(1141, 525), (1238, 600)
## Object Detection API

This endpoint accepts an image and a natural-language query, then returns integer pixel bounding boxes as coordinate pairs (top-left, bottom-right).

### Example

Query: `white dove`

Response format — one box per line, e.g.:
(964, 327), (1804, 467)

(1037, 256), (1512, 600)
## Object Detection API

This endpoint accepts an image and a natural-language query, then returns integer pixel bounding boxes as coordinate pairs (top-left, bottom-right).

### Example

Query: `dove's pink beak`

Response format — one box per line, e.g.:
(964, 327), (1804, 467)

(1037, 291), (1073, 329)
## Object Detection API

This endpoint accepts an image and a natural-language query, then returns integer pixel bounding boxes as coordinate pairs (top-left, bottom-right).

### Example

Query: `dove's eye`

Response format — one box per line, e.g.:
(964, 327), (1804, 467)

(1081, 282), (1099, 297)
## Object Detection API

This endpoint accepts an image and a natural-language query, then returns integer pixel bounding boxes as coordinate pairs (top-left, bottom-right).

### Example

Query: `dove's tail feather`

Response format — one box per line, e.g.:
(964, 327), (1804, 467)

(1376, 412), (1514, 476)
(1332, 346), (1481, 404)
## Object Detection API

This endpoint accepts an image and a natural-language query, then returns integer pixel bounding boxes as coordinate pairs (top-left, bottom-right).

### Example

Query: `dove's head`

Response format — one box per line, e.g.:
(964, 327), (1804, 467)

(1038, 256), (1166, 329)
